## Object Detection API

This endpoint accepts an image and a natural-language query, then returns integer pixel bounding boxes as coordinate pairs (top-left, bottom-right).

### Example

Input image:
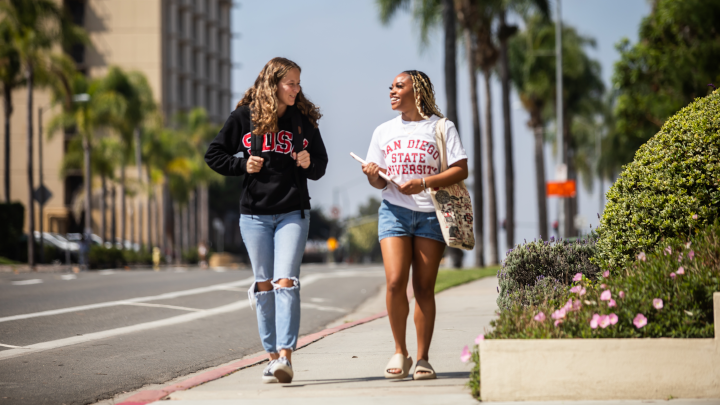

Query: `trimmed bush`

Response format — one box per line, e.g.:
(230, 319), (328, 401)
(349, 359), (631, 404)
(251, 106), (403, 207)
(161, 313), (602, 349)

(595, 90), (720, 271)
(88, 245), (125, 269)
(497, 236), (600, 310)
(487, 220), (720, 339)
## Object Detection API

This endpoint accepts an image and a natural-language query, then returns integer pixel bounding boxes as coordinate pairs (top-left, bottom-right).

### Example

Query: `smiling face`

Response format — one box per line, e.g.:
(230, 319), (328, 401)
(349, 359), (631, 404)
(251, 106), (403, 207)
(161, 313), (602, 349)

(276, 68), (301, 108)
(389, 73), (416, 113)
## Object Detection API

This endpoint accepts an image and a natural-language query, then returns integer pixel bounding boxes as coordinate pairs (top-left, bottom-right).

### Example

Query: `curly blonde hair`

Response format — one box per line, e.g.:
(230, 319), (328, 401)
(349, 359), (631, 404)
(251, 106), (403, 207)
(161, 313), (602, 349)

(402, 70), (444, 120)
(237, 57), (322, 135)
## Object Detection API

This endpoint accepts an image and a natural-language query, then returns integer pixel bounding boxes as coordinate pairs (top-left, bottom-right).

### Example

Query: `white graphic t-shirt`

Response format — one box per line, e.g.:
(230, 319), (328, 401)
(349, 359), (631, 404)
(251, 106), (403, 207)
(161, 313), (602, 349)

(365, 115), (468, 212)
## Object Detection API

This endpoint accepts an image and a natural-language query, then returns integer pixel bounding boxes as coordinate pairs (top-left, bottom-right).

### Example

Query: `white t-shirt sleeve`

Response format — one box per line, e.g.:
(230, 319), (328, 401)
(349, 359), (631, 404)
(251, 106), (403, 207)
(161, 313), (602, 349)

(444, 120), (468, 167)
(365, 127), (387, 169)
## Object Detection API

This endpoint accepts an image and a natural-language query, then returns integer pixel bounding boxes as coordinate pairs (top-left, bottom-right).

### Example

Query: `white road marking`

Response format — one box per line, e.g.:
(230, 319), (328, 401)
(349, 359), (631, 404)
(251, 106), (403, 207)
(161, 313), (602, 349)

(0, 276), (256, 323)
(212, 268), (227, 272)
(301, 303), (345, 313)
(119, 302), (203, 312)
(309, 297), (328, 303)
(11, 279), (43, 286)
(216, 287), (247, 292)
(98, 270), (115, 275)
(60, 274), (77, 280)
(0, 343), (25, 349)
(0, 269), (383, 361)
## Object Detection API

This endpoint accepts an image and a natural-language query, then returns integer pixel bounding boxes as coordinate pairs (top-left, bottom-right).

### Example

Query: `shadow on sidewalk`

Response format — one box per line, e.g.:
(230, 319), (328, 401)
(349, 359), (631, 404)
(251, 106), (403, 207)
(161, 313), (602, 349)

(284, 372), (469, 388)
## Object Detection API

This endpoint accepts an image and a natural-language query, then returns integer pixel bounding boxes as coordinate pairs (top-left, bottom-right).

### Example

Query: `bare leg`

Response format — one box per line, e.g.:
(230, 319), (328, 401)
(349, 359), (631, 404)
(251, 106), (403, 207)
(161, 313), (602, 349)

(380, 236), (413, 374)
(412, 237), (445, 373)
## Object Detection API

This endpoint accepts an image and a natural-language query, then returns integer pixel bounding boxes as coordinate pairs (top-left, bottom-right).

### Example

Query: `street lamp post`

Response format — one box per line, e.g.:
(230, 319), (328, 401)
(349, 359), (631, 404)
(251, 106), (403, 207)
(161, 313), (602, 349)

(555, 0), (565, 238)
(72, 93), (91, 268)
(38, 106), (45, 264)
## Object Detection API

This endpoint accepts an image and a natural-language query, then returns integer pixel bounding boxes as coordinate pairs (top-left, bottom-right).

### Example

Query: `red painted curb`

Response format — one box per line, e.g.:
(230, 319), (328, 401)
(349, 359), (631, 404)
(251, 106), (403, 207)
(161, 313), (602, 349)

(115, 310), (390, 405)
(116, 282), (414, 405)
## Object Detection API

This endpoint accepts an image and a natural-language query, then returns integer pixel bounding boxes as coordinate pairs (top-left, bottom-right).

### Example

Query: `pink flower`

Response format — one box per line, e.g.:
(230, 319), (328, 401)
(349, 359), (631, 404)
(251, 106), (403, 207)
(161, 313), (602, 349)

(664, 246), (672, 256)
(637, 252), (647, 262)
(600, 290), (612, 301)
(573, 273), (583, 282)
(688, 250), (695, 260)
(578, 287), (586, 296)
(570, 286), (581, 294)
(603, 270), (610, 278)
(692, 214), (698, 220)
(599, 315), (611, 328)
(619, 291), (625, 299)
(608, 313), (618, 325)
(653, 298), (663, 309)
(562, 299), (573, 312)
(533, 312), (546, 322)
(670, 272), (677, 279)
(461, 345), (471, 363)
(572, 299), (582, 311)
(554, 319), (563, 327)
(633, 313), (647, 328)
(678, 253), (683, 262)
(677, 266), (685, 275)
(600, 284), (606, 289)
(590, 314), (600, 329)
(608, 299), (617, 308)
(552, 308), (567, 320)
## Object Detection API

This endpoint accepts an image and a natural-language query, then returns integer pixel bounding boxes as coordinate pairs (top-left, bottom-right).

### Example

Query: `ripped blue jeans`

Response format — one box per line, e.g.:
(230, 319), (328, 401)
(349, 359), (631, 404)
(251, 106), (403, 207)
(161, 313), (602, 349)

(240, 210), (309, 353)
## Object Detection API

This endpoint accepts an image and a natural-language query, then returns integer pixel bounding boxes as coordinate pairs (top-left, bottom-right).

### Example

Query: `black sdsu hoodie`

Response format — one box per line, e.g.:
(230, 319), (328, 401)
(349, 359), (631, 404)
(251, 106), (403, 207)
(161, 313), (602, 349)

(204, 105), (328, 215)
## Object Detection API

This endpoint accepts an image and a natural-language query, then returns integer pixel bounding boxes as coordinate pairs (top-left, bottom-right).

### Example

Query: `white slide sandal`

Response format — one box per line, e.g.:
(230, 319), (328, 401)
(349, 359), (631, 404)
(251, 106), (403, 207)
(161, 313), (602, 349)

(413, 359), (437, 380)
(384, 353), (413, 379)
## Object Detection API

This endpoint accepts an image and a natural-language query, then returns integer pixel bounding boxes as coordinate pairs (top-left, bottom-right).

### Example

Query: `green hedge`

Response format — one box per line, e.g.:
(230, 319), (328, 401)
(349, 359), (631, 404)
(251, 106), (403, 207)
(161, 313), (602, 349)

(594, 90), (720, 271)
(487, 220), (720, 339)
(497, 236), (600, 310)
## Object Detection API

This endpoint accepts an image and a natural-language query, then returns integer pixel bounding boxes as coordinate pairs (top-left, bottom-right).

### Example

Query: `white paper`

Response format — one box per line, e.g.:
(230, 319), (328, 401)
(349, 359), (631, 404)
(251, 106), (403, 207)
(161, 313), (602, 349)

(350, 152), (398, 187)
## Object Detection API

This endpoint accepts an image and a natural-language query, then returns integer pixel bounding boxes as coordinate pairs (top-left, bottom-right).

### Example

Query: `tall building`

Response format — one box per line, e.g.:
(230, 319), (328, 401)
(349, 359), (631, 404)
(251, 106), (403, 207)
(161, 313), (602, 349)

(0, 0), (232, 248)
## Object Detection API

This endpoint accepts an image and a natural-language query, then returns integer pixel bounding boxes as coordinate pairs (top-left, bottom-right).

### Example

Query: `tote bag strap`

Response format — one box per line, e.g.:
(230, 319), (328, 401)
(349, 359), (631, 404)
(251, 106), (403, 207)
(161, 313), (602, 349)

(433, 118), (449, 173)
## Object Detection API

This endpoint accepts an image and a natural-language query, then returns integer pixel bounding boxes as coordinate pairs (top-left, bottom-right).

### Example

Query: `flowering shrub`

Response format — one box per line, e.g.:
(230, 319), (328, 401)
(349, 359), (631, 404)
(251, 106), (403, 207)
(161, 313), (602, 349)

(497, 236), (600, 310)
(487, 220), (720, 339)
(594, 90), (720, 271)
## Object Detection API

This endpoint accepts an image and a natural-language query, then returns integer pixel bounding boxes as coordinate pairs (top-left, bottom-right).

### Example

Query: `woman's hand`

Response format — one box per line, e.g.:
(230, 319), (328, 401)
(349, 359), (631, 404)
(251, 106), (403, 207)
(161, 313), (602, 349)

(398, 178), (425, 195)
(362, 162), (381, 181)
(292, 150), (311, 169)
(246, 156), (265, 174)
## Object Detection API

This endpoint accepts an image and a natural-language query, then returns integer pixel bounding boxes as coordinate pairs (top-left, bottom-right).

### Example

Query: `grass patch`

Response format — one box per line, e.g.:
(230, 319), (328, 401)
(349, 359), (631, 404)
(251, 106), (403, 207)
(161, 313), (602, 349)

(435, 266), (500, 294)
(0, 256), (20, 265)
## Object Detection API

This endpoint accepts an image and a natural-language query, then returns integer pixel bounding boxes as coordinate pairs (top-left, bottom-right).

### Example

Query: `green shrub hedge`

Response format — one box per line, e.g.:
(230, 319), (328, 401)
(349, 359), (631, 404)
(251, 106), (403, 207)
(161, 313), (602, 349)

(497, 236), (600, 310)
(594, 90), (720, 271)
(487, 220), (720, 339)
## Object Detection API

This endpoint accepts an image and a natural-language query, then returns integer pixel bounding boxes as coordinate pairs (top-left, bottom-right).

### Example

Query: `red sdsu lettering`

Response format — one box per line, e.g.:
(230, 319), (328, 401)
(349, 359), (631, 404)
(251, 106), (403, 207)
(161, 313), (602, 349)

(241, 131), (308, 155)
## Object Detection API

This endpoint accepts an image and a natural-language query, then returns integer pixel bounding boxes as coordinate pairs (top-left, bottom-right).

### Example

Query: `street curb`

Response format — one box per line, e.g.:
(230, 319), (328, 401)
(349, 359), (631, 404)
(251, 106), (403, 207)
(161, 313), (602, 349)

(116, 309), (390, 405)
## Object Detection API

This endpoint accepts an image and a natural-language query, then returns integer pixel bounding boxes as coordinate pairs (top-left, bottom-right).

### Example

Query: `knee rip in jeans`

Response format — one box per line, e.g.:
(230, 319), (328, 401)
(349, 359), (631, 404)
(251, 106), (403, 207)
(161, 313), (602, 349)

(272, 277), (299, 290)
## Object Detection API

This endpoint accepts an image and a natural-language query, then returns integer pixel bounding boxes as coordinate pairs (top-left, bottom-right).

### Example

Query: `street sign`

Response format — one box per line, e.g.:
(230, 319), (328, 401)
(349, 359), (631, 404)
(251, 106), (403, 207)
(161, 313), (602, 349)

(547, 180), (576, 197)
(33, 185), (52, 205)
(330, 206), (340, 219)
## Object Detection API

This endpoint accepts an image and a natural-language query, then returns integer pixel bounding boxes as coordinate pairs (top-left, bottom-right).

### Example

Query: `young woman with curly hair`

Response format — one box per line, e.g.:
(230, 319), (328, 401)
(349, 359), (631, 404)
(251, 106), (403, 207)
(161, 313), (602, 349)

(362, 70), (468, 380)
(205, 57), (328, 384)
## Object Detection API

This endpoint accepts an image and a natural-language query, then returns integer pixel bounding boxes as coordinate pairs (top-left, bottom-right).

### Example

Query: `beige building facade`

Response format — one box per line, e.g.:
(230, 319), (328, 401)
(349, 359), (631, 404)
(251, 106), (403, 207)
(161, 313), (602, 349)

(0, 0), (232, 246)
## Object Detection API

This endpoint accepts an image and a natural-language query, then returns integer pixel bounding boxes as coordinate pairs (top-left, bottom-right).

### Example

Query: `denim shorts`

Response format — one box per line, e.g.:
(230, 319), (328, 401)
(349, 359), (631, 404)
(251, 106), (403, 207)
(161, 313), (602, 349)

(378, 200), (445, 243)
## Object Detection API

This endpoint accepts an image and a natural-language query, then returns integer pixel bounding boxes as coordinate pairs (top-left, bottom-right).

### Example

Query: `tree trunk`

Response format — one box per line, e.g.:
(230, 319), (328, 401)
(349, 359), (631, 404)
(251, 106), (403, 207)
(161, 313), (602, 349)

(26, 66), (35, 269)
(182, 203), (189, 252)
(189, 189), (196, 249)
(82, 124), (92, 249)
(155, 185), (161, 251)
(129, 205), (134, 249)
(147, 171), (153, 249)
(100, 175), (106, 243)
(173, 200), (181, 264)
(111, 184), (116, 246)
(442, 0), (463, 269)
(120, 169), (126, 249)
(4, 86), (12, 203)
(533, 123), (548, 240)
(563, 115), (576, 238)
(464, 29), (484, 268)
(198, 184), (209, 247)
(483, 72), (499, 265)
(499, 16), (515, 250)
(162, 182), (170, 257)
(134, 128), (143, 249)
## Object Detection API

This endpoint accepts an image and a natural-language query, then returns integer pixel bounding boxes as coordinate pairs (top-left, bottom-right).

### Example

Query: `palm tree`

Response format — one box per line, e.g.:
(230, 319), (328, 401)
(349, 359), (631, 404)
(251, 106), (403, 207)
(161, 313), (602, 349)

(0, 20), (22, 204)
(0, 0), (86, 266)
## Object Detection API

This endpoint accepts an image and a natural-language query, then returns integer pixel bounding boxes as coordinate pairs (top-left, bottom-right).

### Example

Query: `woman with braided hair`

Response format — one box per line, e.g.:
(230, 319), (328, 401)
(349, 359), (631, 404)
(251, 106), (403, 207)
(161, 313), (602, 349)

(362, 71), (468, 380)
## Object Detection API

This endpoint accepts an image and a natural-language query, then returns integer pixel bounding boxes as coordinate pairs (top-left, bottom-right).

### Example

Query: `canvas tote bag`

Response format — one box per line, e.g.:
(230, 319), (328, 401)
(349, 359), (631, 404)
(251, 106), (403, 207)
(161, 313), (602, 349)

(427, 118), (476, 250)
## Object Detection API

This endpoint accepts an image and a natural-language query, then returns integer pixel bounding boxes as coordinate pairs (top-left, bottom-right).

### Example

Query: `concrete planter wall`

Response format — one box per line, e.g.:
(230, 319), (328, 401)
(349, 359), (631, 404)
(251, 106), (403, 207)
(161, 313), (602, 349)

(480, 292), (720, 401)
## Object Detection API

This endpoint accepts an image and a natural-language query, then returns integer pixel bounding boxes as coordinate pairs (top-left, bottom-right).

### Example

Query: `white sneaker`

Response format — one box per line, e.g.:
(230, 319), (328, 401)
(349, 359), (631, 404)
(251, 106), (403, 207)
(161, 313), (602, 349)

(262, 360), (278, 383)
(271, 356), (293, 383)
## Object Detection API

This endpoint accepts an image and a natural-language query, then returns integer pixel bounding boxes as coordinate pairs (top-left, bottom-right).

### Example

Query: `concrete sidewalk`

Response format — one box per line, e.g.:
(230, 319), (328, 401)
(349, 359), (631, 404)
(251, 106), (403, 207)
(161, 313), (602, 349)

(149, 276), (499, 405)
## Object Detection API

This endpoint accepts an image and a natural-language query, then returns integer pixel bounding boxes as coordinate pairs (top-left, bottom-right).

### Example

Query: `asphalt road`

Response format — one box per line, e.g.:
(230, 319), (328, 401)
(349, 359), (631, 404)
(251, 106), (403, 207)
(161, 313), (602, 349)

(0, 264), (386, 405)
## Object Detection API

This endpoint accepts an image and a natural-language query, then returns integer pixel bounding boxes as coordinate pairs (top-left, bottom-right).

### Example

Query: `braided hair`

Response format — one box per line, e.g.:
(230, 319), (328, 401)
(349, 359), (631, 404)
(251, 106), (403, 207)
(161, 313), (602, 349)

(402, 70), (444, 120)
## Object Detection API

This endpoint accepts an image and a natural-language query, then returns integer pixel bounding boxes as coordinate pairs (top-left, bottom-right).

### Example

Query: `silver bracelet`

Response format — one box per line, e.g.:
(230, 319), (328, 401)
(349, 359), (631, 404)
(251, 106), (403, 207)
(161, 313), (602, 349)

(421, 178), (426, 189)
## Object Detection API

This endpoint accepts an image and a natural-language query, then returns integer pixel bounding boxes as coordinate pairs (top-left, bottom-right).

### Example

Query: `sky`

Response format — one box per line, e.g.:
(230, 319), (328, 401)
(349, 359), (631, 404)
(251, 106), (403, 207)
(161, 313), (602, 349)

(230, 0), (651, 266)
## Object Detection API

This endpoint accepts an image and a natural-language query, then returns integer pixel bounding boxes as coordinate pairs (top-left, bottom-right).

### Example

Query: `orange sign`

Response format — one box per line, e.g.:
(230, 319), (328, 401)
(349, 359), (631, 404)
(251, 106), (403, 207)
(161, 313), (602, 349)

(546, 180), (577, 197)
(327, 237), (338, 252)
